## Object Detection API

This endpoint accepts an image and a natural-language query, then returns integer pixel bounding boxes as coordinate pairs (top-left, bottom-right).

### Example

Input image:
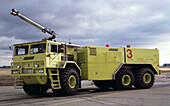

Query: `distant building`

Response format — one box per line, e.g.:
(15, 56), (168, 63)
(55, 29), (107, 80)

(0, 66), (11, 68)
(159, 64), (170, 72)
(162, 64), (170, 67)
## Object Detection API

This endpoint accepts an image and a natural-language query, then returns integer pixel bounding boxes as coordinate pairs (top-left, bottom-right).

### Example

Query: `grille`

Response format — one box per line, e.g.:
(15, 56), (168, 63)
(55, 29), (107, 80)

(22, 69), (32, 74)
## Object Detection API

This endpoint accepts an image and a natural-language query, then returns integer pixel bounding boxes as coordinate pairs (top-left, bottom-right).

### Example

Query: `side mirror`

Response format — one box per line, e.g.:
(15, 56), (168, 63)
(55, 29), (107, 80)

(9, 45), (12, 49)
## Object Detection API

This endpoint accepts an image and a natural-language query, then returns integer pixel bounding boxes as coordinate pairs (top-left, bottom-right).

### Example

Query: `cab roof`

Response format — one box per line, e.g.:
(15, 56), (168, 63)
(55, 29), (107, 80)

(14, 40), (49, 46)
(14, 40), (80, 47)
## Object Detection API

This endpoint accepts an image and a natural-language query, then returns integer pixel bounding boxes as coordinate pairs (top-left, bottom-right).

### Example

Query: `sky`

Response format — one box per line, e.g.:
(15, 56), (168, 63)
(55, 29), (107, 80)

(0, 0), (170, 66)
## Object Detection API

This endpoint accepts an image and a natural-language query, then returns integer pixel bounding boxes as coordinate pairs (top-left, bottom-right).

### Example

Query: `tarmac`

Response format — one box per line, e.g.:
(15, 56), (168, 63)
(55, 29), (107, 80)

(0, 72), (169, 106)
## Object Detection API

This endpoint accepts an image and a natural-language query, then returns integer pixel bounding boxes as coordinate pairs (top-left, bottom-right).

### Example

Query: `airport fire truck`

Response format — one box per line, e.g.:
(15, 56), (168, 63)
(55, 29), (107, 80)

(10, 9), (160, 95)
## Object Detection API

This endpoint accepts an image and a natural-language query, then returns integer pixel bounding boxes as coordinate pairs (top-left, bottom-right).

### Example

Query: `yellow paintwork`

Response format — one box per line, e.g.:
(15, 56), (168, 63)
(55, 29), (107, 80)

(77, 46), (124, 80)
(143, 73), (151, 84)
(77, 46), (159, 80)
(122, 75), (131, 86)
(11, 40), (159, 86)
(48, 68), (61, 89)
(20, 76), (47, 85)
(68, 75), (76, 88)
(125, 48), (159, 73)
(11, 40), (78, 86)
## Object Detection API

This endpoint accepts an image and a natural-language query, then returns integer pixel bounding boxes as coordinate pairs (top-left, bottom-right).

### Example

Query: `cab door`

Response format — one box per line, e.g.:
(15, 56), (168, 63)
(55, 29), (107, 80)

(49, 43), (60, 67)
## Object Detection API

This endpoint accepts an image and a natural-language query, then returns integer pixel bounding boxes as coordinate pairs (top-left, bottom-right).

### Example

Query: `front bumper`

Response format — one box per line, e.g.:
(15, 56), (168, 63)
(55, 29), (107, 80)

(11, 60), (47, 77)
(11, 61), (47, 85)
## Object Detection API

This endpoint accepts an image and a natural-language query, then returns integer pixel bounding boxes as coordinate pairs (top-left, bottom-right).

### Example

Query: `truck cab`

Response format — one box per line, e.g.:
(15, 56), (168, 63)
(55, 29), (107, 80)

(11, 40), (80, 95)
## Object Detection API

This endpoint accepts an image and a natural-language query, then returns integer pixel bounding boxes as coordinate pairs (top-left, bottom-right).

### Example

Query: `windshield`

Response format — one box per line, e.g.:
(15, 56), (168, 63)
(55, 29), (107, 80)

(15, 45), (29, 55)
(30, 43), (46, 54)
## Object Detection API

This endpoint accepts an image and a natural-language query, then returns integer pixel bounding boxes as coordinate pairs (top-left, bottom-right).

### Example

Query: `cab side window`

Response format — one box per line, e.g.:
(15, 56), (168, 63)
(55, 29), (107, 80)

(58, 45), (64, 53)
(51, 45), (57, 52)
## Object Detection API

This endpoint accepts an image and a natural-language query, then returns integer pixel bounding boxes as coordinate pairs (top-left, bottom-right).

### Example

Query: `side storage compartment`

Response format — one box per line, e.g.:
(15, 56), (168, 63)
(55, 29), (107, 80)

(125, 48), (159, 74)
(77, 46), (124, 80)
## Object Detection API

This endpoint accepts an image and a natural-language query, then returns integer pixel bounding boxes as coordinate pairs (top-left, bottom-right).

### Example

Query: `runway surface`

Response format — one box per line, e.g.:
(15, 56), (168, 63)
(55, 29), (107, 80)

(0, 72), (170, 106)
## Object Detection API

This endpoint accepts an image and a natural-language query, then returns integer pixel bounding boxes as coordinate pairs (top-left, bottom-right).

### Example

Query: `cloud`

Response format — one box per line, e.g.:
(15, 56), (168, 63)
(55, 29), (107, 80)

(0, 37), (25, 66)
(0, 0), (170, 65)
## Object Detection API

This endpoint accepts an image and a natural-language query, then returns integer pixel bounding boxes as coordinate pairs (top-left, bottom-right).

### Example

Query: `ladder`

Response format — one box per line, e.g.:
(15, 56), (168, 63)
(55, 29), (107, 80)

(14, 77), (23, 89)
(48, 69), (61, 89)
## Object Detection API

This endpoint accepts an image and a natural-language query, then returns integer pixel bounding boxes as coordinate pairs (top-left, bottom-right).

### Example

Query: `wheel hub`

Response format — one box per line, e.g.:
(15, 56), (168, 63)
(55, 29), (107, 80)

(68, 75), (76, 88)
(122, 75), (131, 86)
(143, 73), (151, 84)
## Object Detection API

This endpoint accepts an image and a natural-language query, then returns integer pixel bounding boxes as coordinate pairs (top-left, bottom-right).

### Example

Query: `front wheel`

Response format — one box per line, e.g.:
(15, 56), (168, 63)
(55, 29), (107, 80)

(23, 83), (48, 95)
(53, 68), (79, 96)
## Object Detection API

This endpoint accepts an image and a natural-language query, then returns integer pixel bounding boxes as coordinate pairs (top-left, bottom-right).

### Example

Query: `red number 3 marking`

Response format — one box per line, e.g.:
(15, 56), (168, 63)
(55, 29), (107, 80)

(127, 49), (132, 58)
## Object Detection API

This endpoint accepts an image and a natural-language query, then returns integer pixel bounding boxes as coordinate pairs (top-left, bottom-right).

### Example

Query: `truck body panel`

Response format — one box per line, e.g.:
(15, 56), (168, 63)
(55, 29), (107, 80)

(125, 48), (159, 72)
(77, 46), (159, 80)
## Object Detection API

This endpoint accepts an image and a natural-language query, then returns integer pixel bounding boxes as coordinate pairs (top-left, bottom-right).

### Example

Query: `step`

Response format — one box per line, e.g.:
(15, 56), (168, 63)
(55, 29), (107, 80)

(51, 74), (59, 76)
(53, 84), (59, 87)
(52, 87), (61, 89)
(52, 80), (59, 82)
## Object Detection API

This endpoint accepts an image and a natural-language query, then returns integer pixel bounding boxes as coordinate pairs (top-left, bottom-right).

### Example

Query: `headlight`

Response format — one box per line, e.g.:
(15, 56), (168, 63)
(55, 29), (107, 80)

(35, 64), (39, 68)
(17, 65), (21, 69)
(39, 69), (44, 73)
(13, 70), (18, 74)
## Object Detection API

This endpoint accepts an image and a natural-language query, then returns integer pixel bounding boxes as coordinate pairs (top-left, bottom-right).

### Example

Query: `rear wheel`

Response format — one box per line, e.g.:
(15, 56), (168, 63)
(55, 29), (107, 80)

(134, 68), (154, 89)
(23, 83), (48, 95)
(53, 68), (79, 96)
(113, 69), (134, 90)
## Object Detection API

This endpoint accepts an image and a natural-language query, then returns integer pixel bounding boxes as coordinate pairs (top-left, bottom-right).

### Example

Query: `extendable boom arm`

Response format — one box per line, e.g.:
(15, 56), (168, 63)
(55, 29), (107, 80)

(11, 9), (56, 40)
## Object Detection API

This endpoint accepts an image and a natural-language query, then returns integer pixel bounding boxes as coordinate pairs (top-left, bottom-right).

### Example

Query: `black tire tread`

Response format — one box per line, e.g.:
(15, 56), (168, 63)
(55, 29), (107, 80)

(113, 69), (134, 90)
(53, 68), (79, 96)
(23, 83), (48, 95)
(134, 68), (155, 89)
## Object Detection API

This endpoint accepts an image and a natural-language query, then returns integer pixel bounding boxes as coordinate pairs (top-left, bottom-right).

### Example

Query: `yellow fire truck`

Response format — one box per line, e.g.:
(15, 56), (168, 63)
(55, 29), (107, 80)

(10, 9), (160, 96)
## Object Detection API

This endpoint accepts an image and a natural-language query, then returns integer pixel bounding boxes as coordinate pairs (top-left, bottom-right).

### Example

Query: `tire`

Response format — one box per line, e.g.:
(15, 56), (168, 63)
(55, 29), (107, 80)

(113, 69), (134, 90)
(53, 68), (79, 96)
(23, 83), (48, 95)
(94, 80), (113, 90)
(134, 68), (155, 89)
